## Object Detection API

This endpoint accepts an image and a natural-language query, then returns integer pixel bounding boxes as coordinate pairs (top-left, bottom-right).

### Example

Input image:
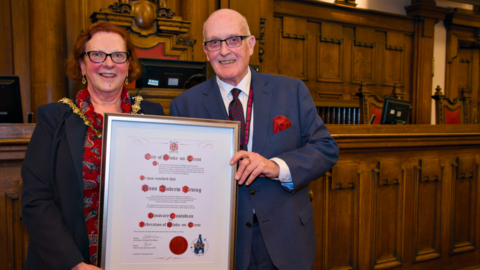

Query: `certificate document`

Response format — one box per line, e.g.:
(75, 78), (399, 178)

(99, 114), (239, 270)
(122, 137), (215, 263)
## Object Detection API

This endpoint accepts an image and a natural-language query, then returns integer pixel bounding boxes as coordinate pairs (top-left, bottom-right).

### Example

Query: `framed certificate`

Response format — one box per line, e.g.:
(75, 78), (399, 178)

(98, 113), (240, 270)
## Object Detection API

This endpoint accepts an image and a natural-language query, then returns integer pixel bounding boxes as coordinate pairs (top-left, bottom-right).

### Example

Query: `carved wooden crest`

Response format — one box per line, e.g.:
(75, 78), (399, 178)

(90, 0), (194, 59)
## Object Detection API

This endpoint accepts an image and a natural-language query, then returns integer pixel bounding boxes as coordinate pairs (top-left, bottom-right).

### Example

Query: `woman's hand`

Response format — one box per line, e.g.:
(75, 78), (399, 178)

(71, 262), (101, 270)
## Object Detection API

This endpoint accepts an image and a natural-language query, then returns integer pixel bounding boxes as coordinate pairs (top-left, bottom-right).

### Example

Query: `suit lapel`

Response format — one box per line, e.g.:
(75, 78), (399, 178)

(202, 76), (229, 120)
(65, 113), (88, 189)
(251, 70), (271, 154)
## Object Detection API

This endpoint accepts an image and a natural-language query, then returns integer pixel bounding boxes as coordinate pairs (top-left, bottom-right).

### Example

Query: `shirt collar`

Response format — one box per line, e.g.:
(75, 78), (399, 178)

(217, 68), (251, 97)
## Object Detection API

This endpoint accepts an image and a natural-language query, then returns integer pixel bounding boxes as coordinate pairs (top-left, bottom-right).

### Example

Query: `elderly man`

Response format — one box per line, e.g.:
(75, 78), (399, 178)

(169, 9), (338, 270)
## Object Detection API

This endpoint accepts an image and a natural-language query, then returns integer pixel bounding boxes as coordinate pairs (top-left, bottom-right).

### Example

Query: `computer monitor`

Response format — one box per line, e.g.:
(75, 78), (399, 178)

(380, 98), (410, 125)
(0, 75), (23, 123)
(136, 58), (206, 89)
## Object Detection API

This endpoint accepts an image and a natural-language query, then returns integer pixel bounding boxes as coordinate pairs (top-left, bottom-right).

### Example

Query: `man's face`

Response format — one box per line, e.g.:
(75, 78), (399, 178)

(203, 13), (255, 86)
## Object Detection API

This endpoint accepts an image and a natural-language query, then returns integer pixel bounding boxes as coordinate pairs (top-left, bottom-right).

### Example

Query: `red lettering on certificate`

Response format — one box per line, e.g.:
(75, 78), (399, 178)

(170, 213), (176, 219)
(140, 175), (145, 180)
(139, 221), (145, 228)
(182, 186), (189, 193)
(167, 222), (173, 228)
(142, 184), (149, 192)
(148, 212), (154, 219)
(163, 154), (169, 161)
(145, 153), (151, 160)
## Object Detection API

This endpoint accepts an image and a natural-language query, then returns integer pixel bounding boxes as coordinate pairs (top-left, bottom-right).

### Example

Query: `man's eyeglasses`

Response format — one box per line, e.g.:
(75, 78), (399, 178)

(84, 51), (130, 64)
(204, 36), (250, 51)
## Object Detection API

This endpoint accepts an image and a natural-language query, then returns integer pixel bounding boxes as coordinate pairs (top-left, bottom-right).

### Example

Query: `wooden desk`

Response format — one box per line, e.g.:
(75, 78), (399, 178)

(0, 124), (34, 270)
(312, 125), (480, 270)
(1, 124), (480, 270)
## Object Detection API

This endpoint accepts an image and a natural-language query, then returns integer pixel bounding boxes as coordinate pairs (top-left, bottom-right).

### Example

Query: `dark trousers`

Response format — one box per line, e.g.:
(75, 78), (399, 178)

(247, 215), (315, 270)
(248, 215), (278, 270)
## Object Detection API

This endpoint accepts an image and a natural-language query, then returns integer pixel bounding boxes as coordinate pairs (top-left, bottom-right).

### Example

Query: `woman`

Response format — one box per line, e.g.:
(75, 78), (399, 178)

(21, 22), (164, 270)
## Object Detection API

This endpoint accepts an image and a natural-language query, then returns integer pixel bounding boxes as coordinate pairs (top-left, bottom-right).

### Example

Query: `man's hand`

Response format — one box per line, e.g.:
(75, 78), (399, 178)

(71, 262), (101, 270)
(230, 150), (280, 186)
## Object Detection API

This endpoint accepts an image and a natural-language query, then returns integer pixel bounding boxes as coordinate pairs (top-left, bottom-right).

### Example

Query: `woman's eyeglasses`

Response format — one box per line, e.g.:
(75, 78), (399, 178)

(84, 51), (129, 64)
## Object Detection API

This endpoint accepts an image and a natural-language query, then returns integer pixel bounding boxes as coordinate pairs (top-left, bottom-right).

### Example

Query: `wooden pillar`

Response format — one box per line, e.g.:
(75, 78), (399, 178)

(29, 0), (68, 122)
(405, 1), (448, 124)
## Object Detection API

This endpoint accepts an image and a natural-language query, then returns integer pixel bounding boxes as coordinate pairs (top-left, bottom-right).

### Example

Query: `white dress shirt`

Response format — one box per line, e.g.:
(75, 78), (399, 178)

(216, 69), (293, 186)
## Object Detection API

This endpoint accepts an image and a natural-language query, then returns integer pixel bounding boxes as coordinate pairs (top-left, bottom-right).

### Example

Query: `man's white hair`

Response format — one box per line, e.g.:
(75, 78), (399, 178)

(202, 9), (251, 42)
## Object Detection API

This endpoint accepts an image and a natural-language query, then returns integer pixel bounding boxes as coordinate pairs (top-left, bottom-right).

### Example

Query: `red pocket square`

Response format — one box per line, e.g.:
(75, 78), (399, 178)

(273, 116), (292, 134)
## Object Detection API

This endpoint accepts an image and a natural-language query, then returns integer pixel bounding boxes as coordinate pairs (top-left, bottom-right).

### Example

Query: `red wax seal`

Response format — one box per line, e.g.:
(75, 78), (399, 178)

(170, 213), (176, 219)
(187, 155), (193, 162)
(163, 154), (169, 161)
(188, 222), (193, 228)
(148, 212), (154, 219)
(140, 175), (145, 180)
(139, 221), (145, 228)
(142, 184), (149, 192)
(145, 153), (151, 160)
(152, 161), (158, 166)
(159, 185), (166, 192)
(169, 236), (188, 255)
(167, 222), (172, 228)
(182, 186), (189, 193)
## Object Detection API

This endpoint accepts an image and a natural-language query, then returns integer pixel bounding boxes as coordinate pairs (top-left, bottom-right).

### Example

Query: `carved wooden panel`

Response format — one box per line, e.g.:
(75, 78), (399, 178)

(317, 22), (343, 83)
(278, 31), (308, 80)
(383, 31), (404, 87)
(413, 159), (443, 262)
(458, 49), (473, 94)
(371, 160), (404, 269)
(449, 156), (478, 255)
(323, 163), (360, 270)
(5, 181), (29, 270)
(352, 27), (375, 85)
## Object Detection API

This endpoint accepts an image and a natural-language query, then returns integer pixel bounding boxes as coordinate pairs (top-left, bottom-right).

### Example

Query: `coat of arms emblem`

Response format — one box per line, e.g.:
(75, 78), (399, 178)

(170, 141), (179, 153)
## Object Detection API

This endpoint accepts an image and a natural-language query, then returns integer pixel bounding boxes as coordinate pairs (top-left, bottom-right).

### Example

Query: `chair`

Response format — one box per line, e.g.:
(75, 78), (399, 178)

(355, 82), (404, 124)
(432, 86), (471, 124)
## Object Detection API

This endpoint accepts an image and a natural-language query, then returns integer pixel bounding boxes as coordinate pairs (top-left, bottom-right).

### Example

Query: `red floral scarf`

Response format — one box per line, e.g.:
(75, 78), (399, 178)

(76, 86), (132, 265)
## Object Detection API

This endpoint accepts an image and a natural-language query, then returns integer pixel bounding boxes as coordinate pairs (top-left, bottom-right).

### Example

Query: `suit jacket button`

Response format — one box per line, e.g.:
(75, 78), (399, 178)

(250, 190), (255, 195)
(246, 222), (252, 228)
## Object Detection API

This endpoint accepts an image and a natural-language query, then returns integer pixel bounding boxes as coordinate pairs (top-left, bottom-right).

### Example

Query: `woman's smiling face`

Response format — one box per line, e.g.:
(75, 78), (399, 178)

(80, 31), (129, 95)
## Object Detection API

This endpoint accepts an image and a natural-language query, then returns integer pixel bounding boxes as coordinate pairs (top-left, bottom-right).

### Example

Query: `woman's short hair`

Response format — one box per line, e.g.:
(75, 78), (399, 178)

(66, 21), (141, 82)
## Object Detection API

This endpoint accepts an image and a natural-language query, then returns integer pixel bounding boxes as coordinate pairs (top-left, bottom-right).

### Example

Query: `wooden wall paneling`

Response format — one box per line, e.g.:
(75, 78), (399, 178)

(317, 22), (343, 84)
(457, 49), (473, 94)
(225, 0), (261, 65)
(29, 0), (68, 122)
(445, 30), (460, 102)
(278, 16), (308, 80)
(371, 160), (404, 269)
(179, 0), (218, 63)
(403, 34), (413, 103)
(66, 0), (117, 98)
(449, 156), (478, 255)
(406, 3), (448, 124)
(274, 1), (414, 33)
(0, 0), (14, 75)
(5, 181), (29, 270)
(384, 31), (405, 88)
(352, 27), (375, 85)
(412, 159), (443, 262)
(11, 0), (31, 123)
(323, 163), (360, 270)
(258, 0), (276, 73)
(444, 9), (480, 124)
